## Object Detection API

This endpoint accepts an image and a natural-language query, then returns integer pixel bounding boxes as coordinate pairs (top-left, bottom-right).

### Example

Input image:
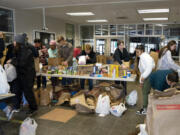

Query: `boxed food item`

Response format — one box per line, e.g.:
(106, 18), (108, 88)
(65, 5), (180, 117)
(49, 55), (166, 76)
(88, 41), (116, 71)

(77, 64), (94, 75)
(108, 64), (120, 78)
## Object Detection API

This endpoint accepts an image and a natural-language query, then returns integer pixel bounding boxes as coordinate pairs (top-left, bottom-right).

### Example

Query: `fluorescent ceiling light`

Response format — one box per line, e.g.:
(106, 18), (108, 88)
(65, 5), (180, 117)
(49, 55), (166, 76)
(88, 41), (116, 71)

(87, 19), (108, 22)
(66, 12), (94, 16)
(143, 18), (168, 21)
(138, 9), (169, 14)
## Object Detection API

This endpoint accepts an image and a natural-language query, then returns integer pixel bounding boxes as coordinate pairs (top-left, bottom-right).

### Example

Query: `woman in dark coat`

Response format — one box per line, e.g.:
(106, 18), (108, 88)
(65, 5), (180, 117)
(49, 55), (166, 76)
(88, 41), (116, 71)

(78, 44), (96, 90)
(113, 40), (130, 95)
(10, 34), (37, 115)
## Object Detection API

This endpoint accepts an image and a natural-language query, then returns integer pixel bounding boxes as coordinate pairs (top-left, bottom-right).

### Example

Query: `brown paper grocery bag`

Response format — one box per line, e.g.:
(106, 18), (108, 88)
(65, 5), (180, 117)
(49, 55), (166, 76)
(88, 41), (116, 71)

(40, 89), (50, 106)
(146, 93), (180, 135)
(34, 58), (40, 72)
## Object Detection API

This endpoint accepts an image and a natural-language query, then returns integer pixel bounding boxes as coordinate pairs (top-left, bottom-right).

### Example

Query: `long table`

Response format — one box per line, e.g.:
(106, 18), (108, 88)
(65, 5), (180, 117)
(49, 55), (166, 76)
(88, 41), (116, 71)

(40, 73), (136, 82)
(0, 93), (15, 100)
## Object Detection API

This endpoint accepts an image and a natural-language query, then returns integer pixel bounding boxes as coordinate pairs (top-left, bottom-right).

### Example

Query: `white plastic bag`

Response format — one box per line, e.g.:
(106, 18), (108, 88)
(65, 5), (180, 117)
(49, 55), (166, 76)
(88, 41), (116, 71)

(4, 64), (17, 82)
(19, 117), (38, 135)
(0, 65), (10, 94)
(138, 124), (148, 135)
(78, 56), (86, 65)
(126, 90), (138, 106)
(110, 103), (127, 117)
(95, 95), (110, 116)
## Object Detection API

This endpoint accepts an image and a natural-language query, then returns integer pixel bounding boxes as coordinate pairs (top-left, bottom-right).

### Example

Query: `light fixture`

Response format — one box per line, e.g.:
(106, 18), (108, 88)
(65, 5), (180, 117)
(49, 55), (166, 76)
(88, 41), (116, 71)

(143, 18), (168, 21)
(87, 19), (108, 22)
(138, 9), (169, 14)
(66, 12), (94, 16)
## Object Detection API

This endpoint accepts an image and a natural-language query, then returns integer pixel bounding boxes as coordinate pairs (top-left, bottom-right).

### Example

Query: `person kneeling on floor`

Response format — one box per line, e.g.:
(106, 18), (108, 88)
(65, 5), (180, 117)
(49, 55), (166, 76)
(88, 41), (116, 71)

(136, 70), (179, 115)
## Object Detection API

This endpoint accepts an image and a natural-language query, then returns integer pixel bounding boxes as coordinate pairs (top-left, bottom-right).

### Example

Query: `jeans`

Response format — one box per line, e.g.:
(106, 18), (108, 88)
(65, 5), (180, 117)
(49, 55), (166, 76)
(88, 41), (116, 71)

(142, 78), (151, 108)
(115, 81), (127, 95)
(80, 79), (93, 90)
(37, 76), (47, 88)
(62, 78), (72, 86)
(0, 102), (7, 110)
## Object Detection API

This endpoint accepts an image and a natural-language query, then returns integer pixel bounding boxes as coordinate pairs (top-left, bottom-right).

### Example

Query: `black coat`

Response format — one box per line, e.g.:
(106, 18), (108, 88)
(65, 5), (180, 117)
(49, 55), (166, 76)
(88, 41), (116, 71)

(4, 44), (14, 65)
(11, 44), (35, 80)
(26, 43), (39, 58)
(113, 48), (130, 65)
(79, 50), (96, 64)
(0, 38), (5, 59)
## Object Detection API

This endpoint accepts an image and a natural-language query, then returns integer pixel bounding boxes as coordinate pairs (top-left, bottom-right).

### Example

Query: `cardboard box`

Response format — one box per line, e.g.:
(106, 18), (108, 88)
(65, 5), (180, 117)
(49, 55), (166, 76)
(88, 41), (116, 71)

(77, 64), (94, 75)
(48, 58), (64, 66)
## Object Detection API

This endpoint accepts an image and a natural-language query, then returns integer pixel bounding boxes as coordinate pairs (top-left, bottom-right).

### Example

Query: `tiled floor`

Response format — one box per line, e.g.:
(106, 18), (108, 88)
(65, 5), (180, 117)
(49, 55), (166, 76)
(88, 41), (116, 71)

(0, 81), (145, 135)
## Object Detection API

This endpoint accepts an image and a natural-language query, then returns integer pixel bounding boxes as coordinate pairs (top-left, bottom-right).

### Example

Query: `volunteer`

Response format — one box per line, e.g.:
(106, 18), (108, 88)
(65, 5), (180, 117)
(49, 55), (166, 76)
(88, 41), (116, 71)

(34, 39), (48, 89)
(9, 34), (37, 115)
(73, 46), (82, 58)
(78, 44), (96, 90)
(113, 40), (130, 95)
(157, 40), (180, 71)
(57, 36), (73, 86)
(135, 45), (155, 115)
(138, 70), (178, 115)
(48, 40), (58, 58)
(48, 40), (58, 95)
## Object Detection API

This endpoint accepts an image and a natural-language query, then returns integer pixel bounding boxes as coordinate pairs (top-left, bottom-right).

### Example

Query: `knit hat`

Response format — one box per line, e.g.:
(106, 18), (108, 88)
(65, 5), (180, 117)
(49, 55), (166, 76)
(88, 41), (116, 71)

(14, 34), (25, 44)
(50, 40), (56, 46)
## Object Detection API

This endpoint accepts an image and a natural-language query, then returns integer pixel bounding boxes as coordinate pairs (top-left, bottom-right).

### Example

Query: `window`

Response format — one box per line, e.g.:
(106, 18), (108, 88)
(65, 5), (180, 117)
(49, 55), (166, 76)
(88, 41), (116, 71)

(154, 25), (162, 35)
(102, 25), (108, 35)
(137, 24), (144, 35)
(129, 25), (136, 35)
(66, 23), (75, 46)
(0, 8), (14, 32)
(96, 39), (105, 55)
(146, 24), (153, 35)
(117, 25), (125, 35)
(95, 25), (101, 35)
(80, 25), (94, 39)
(110, 25), (116, 35)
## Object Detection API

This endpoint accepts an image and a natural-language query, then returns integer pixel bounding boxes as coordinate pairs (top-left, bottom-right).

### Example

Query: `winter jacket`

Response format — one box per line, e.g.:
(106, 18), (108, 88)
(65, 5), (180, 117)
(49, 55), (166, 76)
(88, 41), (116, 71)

(58, 42), (73, 66)
(157, 50), (180, 71)
(4, 44), (14, 65)
(138, 52), (155, 83)
(79, 50), (96, 64)
(26, 43), (39, 58)
(113, 48), (130, 65)
(0, 38), (5, 59)
(11, 44), (35, 79)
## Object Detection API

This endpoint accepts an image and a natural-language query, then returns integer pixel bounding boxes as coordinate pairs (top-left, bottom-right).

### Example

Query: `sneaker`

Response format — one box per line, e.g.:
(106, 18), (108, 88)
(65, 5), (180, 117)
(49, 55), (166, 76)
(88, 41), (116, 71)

(4, 107), (14, 121)
(136, 108), (147, 115)
(12, 109), (20, 113)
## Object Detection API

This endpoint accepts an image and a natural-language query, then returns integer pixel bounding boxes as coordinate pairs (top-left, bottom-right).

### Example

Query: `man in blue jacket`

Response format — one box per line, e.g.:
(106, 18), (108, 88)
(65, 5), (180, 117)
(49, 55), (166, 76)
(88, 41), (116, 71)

(137, 70), (179, 115)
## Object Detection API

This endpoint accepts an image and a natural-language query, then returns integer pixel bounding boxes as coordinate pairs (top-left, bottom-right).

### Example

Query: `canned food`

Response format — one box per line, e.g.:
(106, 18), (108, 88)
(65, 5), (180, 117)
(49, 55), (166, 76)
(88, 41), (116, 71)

(127, 71), (131, 78)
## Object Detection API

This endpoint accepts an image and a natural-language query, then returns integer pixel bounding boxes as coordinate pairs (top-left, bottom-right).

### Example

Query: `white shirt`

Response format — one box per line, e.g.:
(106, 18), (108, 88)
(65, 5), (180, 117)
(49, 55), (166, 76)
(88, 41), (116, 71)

(138, 52), (155, 83)
(157, 50), (180, 71)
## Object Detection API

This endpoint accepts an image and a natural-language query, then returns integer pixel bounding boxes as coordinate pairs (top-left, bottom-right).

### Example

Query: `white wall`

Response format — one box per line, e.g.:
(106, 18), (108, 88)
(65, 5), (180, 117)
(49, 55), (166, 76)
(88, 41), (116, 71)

(15, 9), (67, 44)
